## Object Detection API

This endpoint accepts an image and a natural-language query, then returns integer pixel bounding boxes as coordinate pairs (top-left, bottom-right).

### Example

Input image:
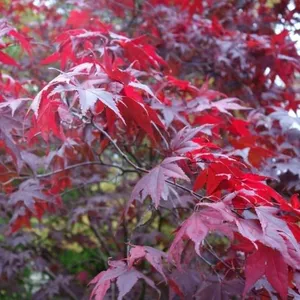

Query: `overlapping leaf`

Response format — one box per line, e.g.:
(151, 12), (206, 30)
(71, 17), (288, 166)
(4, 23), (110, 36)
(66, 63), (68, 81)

(89, 260), (160, 300)
(128, 245), (167, 281)
(129, 157), (189, 209)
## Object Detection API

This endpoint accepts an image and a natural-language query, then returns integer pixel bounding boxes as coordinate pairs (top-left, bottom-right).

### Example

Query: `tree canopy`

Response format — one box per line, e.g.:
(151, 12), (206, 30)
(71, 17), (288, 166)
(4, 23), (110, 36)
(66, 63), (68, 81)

(0, 0), (300, 299)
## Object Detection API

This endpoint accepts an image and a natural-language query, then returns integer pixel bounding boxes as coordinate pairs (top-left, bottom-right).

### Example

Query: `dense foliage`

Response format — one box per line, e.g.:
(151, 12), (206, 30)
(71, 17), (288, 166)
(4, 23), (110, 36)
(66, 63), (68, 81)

(1, 0), (300, 299)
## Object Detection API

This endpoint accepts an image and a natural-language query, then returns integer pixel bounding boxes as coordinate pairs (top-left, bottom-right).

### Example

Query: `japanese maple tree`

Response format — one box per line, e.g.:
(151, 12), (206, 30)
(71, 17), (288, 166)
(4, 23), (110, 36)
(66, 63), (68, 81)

(0, 0), (300, 299)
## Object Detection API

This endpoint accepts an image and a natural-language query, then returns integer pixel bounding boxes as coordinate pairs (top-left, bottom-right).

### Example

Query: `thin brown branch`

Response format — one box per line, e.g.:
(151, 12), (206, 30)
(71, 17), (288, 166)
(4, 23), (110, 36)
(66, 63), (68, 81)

(1, 161), (137, 186)
(89, 221), (112, 257)
(36, 161), (136, 178)
(91, 119), (207, 202)
(92, 120), (146, 172)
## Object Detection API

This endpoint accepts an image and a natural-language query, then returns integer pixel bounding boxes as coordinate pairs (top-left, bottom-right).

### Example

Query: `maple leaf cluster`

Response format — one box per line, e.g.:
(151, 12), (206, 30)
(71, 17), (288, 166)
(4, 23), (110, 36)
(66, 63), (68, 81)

(0, 0), (300, 299)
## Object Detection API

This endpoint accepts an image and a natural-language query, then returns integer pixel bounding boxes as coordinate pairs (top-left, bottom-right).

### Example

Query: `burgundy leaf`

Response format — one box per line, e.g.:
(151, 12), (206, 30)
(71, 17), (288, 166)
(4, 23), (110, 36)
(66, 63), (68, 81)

(129, 157), (189, 209)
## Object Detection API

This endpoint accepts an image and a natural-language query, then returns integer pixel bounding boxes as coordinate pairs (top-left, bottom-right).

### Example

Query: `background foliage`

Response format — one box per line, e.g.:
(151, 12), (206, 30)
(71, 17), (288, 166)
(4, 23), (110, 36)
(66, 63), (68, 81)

(0, 0), (300, 299)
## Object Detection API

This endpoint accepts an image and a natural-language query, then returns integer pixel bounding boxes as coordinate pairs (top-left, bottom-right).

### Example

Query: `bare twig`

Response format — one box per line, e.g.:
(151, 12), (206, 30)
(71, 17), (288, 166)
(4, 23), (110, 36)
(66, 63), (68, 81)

(36, 161), (136, 178)
(91, 119), (207, 202)
(92, 120), (146, 172)
(89, 221), (112, 257)
(1, 161), (137, 186)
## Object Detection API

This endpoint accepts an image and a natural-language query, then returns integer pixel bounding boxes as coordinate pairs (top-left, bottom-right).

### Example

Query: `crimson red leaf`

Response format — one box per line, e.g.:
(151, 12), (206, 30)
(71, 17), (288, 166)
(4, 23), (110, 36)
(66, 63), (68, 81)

(244, 244), (288, 300)
(0, 51), (19, 66)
